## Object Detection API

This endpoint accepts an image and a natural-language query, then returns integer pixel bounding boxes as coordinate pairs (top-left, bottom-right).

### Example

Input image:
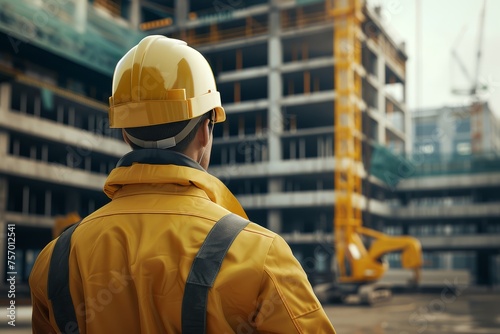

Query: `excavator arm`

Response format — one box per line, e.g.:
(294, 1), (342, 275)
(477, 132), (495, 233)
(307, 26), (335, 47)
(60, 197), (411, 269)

(359, 227), (422, 285)
(335, 226), (422, 284)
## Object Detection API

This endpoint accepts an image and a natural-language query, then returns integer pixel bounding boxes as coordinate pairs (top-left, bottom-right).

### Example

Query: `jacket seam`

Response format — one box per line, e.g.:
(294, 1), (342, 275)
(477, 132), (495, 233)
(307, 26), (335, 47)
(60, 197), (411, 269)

(261, 236), (304, 334)
(291, 305), (321, 320)
(262, 267), (303, 333)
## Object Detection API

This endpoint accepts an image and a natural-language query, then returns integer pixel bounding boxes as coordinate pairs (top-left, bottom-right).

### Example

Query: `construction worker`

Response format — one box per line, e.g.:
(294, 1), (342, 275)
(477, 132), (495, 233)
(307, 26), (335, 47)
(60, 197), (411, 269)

(29, 35), (336, 334)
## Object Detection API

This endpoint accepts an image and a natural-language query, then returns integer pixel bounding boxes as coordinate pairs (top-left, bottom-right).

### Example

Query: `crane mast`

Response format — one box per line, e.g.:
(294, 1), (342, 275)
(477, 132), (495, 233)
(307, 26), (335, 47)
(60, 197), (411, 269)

(330, 0), (364, 282)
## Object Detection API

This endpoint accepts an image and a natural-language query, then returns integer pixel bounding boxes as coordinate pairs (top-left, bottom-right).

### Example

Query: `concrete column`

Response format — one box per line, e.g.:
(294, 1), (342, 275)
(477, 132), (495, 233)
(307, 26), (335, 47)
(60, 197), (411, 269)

(377, 48), (386, 145)
(0, 177), (7, 220)
(404, 102), (411, 154)
(129, 0), (141, 29)
(74, 0), (88, 33)
(267, 3), (283, 162)
(175, 0), (189, 29)
(267, 178), (283, 233)
(65, 190), (81, 214)
(0, 84), (11, 115)
(22, 186), (29, 214)
(0, 131), (9, 156)
(442, 252), (453, 270)
(268, 210), (282, 233)
(0, 177), (7, 284)
(266, 1), (284, 234)
(34, 96), (41, 117)
(45, 190), (52, 217)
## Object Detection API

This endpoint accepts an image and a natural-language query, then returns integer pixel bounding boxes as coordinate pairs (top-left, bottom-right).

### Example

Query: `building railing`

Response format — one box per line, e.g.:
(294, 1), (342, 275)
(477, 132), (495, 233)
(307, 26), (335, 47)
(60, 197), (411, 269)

(178, 17), (268, 46)
(280, 7), (330, 30)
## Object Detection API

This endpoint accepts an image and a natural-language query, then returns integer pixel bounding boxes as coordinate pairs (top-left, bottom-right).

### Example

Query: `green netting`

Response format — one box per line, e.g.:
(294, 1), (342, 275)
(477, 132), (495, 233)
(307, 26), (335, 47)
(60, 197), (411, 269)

(370, 144), (415, 187)
(371, 145), (500, 187)
(0, 0), (145, 75)
(407, 151), (500, 177)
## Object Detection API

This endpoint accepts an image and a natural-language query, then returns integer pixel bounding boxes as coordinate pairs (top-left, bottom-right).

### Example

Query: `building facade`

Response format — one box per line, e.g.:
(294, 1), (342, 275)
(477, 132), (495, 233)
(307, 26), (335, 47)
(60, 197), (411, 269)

(413, 102), (500, 158)
(0, 0), (140, 297)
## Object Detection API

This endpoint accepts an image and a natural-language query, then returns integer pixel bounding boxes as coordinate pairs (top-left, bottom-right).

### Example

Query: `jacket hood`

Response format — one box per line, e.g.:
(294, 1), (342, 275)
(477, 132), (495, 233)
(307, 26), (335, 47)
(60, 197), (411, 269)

(104, 149), (248, 219)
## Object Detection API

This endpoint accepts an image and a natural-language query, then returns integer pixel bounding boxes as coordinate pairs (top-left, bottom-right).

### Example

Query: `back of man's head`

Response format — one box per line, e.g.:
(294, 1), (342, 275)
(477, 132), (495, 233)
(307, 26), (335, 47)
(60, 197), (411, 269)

(107, 35), (225, 152)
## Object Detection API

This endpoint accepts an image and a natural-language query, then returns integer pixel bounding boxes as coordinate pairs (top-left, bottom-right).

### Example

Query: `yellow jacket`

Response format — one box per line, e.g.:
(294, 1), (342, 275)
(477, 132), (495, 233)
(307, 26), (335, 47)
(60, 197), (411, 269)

(30, 150), (336, 333)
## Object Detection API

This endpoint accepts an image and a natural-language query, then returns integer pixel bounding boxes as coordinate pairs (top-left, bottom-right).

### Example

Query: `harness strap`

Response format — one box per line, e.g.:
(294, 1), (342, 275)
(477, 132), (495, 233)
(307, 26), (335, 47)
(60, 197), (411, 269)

(48, 222), (81, 334)
(181, 213), (249, 334)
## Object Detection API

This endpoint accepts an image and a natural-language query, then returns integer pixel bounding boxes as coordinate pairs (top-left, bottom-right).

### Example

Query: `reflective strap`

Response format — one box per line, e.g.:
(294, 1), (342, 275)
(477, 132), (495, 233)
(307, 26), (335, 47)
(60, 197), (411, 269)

(181, 213), (249, 334)
(48, 222), (80, 334)
(123, 117), (200, 149)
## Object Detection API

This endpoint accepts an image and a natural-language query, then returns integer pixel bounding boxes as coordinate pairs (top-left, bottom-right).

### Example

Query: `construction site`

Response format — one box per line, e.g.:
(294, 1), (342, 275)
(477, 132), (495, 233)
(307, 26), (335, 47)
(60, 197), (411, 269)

(0, 0), (499, 332)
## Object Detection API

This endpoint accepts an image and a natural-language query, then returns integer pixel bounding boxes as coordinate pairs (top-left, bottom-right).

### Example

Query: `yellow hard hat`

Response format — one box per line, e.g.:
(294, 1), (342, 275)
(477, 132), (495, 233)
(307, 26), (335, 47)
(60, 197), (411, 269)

(108, 35), (225, 129)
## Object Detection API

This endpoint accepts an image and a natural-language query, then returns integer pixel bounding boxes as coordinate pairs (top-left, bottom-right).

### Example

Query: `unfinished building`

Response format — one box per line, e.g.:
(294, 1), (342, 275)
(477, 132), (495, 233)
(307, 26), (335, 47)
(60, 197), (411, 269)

(0, 0), (415, 297)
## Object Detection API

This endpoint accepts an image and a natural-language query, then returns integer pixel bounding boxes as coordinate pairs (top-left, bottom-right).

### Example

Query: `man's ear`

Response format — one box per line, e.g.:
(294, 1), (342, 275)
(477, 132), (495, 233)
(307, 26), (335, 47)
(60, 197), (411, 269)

(198, 118), (211, 147)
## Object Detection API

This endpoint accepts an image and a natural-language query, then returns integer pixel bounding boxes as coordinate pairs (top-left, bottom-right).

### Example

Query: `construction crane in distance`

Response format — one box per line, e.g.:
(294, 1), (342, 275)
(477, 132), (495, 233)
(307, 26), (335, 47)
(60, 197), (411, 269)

(451, 0), (487, 154)
(451, 0), (488, 98)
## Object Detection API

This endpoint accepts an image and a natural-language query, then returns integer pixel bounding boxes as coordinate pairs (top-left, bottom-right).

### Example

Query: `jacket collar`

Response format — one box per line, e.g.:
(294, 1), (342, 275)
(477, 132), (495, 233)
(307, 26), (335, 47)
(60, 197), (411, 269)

(116, 149), (204, 171)
(105, 149), (248, 219)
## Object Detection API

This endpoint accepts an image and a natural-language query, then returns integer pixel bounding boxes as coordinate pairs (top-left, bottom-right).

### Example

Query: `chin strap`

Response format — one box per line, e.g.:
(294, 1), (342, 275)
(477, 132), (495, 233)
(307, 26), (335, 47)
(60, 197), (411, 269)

(124, 117), (200, 149)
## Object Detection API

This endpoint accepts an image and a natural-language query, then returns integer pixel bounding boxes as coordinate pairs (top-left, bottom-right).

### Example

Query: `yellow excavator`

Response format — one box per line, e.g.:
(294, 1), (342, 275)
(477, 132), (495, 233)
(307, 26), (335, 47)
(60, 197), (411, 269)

(314, 0), (423, 305)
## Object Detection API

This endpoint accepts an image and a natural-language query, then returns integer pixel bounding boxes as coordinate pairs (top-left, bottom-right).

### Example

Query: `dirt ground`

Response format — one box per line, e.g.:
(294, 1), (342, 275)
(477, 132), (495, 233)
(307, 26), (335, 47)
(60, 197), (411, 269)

(325, 291), (500, 334)
(3, 292), (499, 333)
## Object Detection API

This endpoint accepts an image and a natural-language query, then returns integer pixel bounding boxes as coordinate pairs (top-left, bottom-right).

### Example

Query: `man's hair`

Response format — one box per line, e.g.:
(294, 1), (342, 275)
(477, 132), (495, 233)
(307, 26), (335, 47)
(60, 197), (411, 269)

(125, 111), (213, 153)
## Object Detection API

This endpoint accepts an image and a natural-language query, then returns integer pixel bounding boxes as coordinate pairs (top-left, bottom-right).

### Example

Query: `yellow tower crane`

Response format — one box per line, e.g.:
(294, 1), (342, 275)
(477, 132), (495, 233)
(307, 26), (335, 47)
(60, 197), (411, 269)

(315, 0), (423, 305)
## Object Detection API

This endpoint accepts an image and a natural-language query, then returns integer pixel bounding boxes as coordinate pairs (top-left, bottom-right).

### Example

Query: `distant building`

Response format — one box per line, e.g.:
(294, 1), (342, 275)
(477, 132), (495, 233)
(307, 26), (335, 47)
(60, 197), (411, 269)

(413, 102), (500, 158)
(385, 102), (500, 286)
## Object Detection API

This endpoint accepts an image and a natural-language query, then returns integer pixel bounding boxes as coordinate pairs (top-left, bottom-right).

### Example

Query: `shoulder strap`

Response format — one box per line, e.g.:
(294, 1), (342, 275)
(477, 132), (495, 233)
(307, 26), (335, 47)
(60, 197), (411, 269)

(181, 213), (249, 334)
(48, 222), (80, 334)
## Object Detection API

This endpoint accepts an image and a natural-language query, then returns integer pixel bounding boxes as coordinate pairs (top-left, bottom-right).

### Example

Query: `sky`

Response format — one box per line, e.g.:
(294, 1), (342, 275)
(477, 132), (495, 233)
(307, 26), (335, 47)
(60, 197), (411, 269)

(367, 0), (500, 116)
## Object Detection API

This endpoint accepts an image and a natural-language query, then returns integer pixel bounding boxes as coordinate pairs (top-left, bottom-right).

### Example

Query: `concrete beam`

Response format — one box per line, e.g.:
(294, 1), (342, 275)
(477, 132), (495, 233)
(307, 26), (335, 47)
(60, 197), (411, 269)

(397, 172), (500, 191)
(282, 233), (334, 244)
(281, 90), (335, 106)
(210, 157), (335, 179)
(217, 66), (269, 83)
(418, 234), (500, 250)
(280, 22), (332, 39)
(223, 99), (269, 114)
(280, 57), (335, 73)
(0, 155), (106, 191)
(0, 110), (129, 158)
(236, 189), (390, 215)
(393, 202), (500, 219)
(196, 35), (268, 53)
(238, 190), (334, 209)
(5, 212), (54, 228)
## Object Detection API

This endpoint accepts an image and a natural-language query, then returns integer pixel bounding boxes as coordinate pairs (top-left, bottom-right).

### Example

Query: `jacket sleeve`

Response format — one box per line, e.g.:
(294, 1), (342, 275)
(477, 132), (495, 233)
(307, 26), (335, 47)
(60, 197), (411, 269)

(254, 235), (336, 334)
(29, 245), (58, 334)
